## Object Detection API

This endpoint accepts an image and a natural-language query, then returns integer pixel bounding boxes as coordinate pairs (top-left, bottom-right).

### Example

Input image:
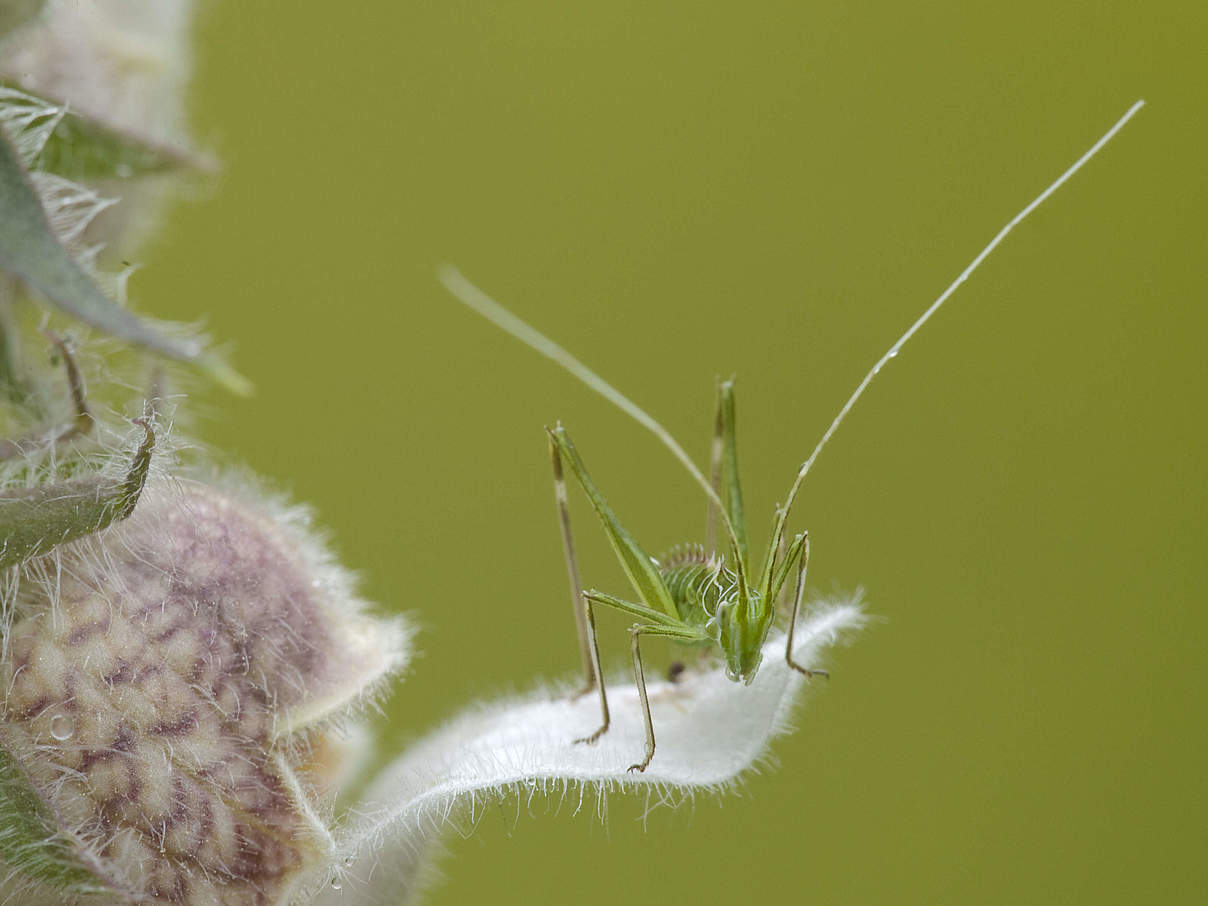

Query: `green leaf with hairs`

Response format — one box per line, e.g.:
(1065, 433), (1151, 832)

(0, 81), (212, 182)
(0, 742), (110, 895)
(0, 130), (248, 393)
(0, 420), (154, 569)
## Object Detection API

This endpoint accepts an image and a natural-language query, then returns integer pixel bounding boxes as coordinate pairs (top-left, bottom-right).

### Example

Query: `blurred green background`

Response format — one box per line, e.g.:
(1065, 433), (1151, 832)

(140, 2), (1204, 904)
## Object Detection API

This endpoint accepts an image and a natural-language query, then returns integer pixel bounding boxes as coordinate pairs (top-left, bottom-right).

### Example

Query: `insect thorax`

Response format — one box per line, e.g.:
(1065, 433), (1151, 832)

(656, 543), (739, 632)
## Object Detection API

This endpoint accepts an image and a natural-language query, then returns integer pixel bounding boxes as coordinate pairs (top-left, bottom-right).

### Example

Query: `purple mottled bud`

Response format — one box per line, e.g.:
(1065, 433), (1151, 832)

(0, 478), (408, 904)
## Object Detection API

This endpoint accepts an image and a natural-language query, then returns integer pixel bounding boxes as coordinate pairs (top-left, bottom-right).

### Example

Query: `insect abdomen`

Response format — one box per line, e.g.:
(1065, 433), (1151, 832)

(657, 544), (733, 625)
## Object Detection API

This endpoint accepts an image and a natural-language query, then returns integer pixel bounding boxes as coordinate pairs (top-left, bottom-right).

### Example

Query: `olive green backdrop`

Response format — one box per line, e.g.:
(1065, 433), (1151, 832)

(140, 2), (1204, 904)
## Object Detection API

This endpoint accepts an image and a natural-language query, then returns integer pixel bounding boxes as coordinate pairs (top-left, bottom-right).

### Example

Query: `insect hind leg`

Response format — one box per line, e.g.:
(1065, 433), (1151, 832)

(549, 432), (606, 705)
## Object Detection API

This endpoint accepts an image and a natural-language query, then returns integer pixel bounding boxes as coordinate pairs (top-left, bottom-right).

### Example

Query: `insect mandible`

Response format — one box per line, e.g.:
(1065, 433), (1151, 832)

(440, 100), (1143, 772)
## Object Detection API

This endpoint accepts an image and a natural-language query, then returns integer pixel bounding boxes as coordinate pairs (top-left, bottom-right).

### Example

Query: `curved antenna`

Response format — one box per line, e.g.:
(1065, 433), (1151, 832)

(439, 266), (747, 569)
(775, 99), (1145, 533)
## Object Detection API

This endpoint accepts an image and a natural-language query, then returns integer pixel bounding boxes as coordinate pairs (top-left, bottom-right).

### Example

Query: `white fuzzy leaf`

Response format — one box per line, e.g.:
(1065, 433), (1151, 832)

(317, 597), (865, 905)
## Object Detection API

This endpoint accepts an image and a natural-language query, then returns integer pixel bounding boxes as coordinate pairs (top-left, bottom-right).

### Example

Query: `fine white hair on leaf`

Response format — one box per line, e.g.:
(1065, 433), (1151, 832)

(27, 173), (117, 249)
(0, 86), (119, 274)
(0, 86), (65, 165)
(0, 90), (127, 326)
(313, 598), (865, 906)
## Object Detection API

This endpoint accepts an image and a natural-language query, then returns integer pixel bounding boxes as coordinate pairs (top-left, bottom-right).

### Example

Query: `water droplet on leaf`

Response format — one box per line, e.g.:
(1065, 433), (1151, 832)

(49, 713), (74, 741)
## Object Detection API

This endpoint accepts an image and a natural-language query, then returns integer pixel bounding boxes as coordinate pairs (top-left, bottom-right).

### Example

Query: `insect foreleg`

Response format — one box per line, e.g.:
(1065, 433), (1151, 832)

(785, 532), (828, 680)
(766, 527), (803, 608)
(549, 432), (598, 699)
(774, 531), (789, 611)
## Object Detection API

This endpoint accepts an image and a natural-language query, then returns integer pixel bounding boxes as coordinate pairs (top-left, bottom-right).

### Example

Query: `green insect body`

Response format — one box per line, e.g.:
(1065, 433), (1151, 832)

(547, 397), (807, 683)
(543, 391), (819, 773)
(441, 100), (1144, 773)
(657, 545), (735, 626)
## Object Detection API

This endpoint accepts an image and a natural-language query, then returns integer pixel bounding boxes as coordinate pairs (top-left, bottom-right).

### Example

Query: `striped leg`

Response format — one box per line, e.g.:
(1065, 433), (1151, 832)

(549, 433), (604, 705)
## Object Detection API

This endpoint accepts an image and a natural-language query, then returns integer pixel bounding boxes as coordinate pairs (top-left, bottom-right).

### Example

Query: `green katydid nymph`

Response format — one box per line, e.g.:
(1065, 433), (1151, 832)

(440, 100), (1143, 773)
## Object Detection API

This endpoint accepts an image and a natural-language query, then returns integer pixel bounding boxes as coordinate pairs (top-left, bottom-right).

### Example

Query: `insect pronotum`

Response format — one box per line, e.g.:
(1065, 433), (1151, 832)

(441, 101), (1143, 773)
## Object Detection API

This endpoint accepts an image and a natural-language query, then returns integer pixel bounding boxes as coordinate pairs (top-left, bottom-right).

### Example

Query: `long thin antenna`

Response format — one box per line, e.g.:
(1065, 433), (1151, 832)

(776, 99), (1145, 525)
(439, 265), (744, 558)
(441, 99), (1144, 571)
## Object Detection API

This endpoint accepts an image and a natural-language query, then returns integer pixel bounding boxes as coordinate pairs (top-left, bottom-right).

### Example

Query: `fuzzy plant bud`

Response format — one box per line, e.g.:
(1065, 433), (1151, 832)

(0, 475), (409, 905)
(0, 0), (206, 257)
(0, 0), (190, 139)
(0, 0), (239, 388)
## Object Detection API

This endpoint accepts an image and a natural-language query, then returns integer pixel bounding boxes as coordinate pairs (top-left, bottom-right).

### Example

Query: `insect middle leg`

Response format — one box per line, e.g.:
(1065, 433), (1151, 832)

(627, 621), (707, 773)
(785, 531), (829, 679)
